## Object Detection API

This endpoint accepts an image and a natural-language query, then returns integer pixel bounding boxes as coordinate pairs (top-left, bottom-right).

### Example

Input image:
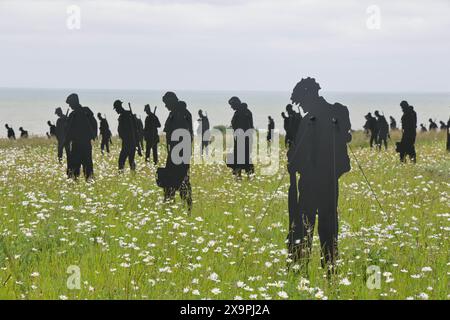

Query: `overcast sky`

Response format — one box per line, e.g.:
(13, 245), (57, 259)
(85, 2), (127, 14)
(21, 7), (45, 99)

(0, 0), (449, 91)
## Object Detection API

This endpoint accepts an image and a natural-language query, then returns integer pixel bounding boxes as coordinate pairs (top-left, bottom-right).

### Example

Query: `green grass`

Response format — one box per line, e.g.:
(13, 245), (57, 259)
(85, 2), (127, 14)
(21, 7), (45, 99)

(0, 131), (448, 300)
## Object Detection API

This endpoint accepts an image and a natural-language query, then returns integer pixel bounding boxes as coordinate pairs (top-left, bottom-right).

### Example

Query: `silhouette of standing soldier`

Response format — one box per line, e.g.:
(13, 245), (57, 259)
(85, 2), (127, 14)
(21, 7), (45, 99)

(144, 104), (161, 164)
(47, 121), (57, 138)
(65, 93), (97, 181)
(197, 109), (210, 155)
(428, 118), (438, 131)
(363, 113), (378, 148)
(114, 100), (140, 171)
(390, 116), (397, 131)
(160, 92), (193, 211)
(5, 124), (15, 140)
(397, 101), (417, 163)
(267, 116), (275, 143)
(439, 121), (447, 131)
(374, 111), (389, 150)
(19, 127), (28, 138)
(420, 124), (427, 132)
(287, 77), (351, 271)
(55, 107), (70, 164)
(229, 97), (255, 178)
(97, 113), (112, 155)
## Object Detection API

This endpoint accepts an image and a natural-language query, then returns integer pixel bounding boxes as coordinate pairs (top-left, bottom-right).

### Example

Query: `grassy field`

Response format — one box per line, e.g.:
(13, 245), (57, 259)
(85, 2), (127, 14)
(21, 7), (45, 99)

(0, 131), (448, 300)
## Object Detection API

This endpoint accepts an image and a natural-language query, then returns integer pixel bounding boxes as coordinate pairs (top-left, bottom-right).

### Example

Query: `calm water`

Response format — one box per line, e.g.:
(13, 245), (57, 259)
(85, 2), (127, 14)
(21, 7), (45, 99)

(0, 88), (449, 136)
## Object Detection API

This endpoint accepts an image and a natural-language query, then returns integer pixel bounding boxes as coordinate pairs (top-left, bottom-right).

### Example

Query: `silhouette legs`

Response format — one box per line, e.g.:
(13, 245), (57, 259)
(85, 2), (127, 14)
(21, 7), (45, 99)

(69, 142), (93, 181)
(145, 140), (158, 164)
(119, 141), (136, 170)
(101, 136), (110, 154)
(293, 176), (339, 270)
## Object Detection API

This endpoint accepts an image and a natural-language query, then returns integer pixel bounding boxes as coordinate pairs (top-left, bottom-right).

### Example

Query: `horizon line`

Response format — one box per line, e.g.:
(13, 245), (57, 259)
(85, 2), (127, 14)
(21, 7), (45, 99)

(1, 86), (450, 95)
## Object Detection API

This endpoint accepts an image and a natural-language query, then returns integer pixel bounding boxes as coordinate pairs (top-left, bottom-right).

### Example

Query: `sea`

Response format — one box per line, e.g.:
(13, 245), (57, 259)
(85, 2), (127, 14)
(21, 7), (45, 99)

(0, 88), (449, 136)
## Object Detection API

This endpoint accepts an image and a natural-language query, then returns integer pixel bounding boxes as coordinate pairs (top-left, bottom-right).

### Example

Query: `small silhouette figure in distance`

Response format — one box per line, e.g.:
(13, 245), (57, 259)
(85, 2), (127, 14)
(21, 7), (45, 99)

(374, 110), (389, 150)
(5, 124), (16, 140)
(397, 101), (417, 163)
(97, 113), (112, 155)
(19, 127), (28, 138)
(144, 104), (161, 164)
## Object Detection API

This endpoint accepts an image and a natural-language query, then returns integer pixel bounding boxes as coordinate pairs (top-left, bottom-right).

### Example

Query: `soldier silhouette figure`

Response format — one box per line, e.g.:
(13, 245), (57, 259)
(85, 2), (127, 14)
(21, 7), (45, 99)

(390, 116), (397, 131)
(439, 121), (447, 131)
(144, 104), (161, 164)
(397, 101), (417, 163)
(5, 124), (16, 140)
(363, 113), (378, 148)
(55, 107), (70, 165)
(97, 113), (112, 154)
(374, 111), (389, 150)
(47, 121), (57, 138)
(197, 109), (210, 155)
(228, 97), (255, 178)
(19, 127), (28, 138)
(287, 77), (351, 272)
(428, 118), (438, 131)
(114, 100), (139, 171)
(420, 124), (427, 132)
(267, 116), (275, 143)
(159, 92), (193, 211)
(65, 93), (97, 181)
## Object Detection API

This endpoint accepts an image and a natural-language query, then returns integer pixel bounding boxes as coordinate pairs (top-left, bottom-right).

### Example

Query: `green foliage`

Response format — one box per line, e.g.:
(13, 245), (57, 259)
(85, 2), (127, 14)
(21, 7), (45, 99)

(0, 131), (448, 300)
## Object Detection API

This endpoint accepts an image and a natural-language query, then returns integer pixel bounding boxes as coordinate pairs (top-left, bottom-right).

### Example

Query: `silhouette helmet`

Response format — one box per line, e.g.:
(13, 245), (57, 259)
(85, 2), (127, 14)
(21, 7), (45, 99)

(291, 77), (321, 105)
(113, 100), (123, 109)
(66, 93), (79, 106)
(162, 92), (178, 105)
(228, 96), (241, 107)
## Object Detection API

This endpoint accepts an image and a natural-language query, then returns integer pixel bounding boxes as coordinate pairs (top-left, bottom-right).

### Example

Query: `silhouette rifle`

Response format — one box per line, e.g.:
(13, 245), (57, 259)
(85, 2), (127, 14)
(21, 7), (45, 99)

(128, 102), (142, 157)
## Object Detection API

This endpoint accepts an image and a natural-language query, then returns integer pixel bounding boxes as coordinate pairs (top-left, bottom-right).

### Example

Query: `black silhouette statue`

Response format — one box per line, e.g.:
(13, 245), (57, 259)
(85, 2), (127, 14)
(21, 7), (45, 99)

(397, 101), (417, 163)
(144, 104), (161, 164)
(428, 118), (438, 131)
(287, 77), (352, 271)
(19, 127), (28, 138)
(390, 116), (397, 131)
(158, 92), (193, 211)
(363, 112), (378, 148)
(47, 121), (57, 138)
(5, 124), (16, 140)
(420, 124), (427, 132)
(55, 107), (70, 165)
(439, 121), (447, 131)
(228, 97), (255, 178)
(197, 109), (210, 155)
(114, 100), (140, 171)
(97, 113), (112, 155)
(267, 116), (275, 143)
(65, 93), (97, 181)
(374, 111), (389, 150)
